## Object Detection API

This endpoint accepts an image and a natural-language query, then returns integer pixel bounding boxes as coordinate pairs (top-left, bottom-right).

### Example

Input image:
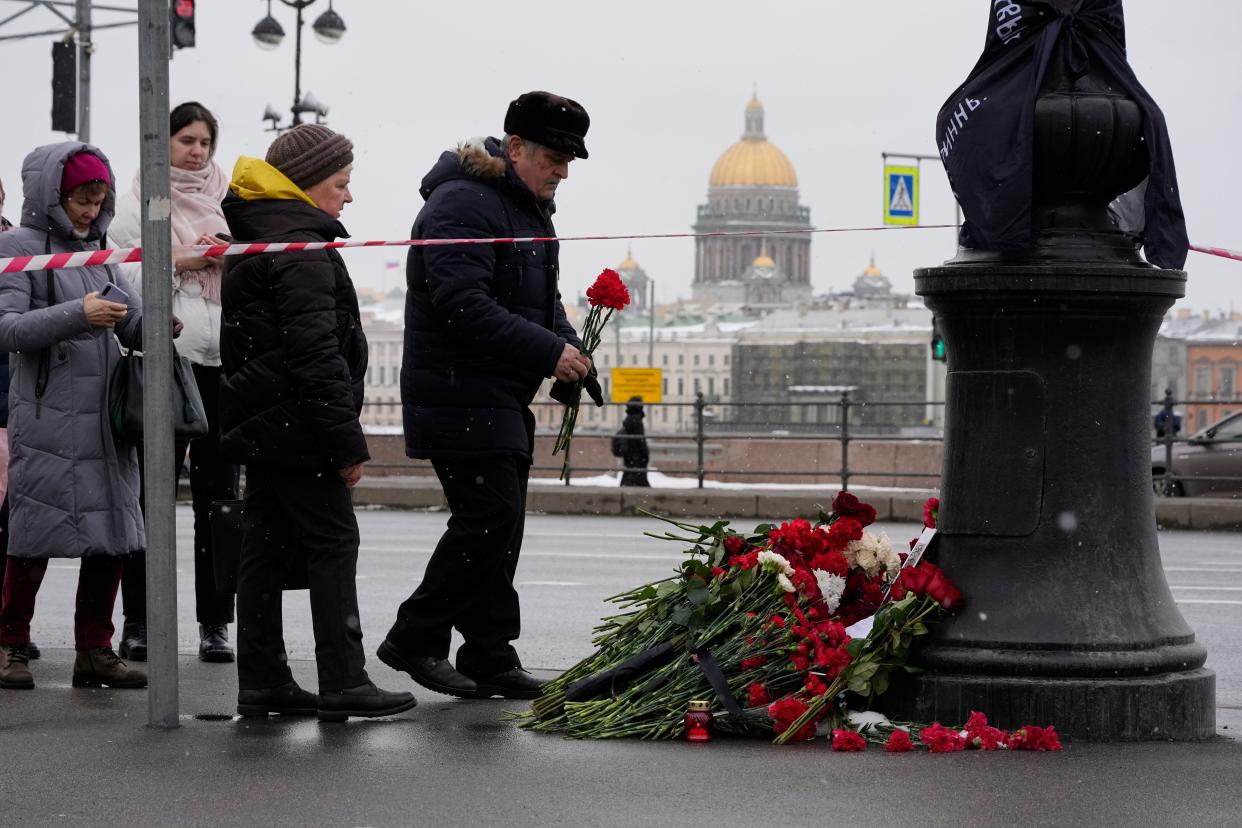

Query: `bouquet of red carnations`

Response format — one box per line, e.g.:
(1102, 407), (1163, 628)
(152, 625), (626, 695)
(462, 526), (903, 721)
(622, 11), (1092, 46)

(519, 492), (971, 744)
(552, 267), (630, 479)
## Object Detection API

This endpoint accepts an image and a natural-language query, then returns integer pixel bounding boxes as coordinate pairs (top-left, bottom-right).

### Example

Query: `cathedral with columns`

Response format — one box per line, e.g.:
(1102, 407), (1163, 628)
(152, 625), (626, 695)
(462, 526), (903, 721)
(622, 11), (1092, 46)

(689, 94), (813, 307)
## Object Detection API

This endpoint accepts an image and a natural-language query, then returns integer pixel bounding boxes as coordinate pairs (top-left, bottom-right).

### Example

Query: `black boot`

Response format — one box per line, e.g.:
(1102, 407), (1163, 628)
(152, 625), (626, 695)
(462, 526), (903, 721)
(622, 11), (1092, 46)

(26, 641), (40, 660)
(317, 683), (417, 722)
(377, 639), (477, 698)
(199, 624), (235, 663)
(237, 681), (318, 717)
(118, 621), (147, 662)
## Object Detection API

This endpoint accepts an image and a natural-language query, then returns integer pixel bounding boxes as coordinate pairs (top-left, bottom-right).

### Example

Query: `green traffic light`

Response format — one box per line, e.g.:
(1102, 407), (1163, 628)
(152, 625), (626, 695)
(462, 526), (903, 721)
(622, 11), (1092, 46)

(932, 337), (946, 362)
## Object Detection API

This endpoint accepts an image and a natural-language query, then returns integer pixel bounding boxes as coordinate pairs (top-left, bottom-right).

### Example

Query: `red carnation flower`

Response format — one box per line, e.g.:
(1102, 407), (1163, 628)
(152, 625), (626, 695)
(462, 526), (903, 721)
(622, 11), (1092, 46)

(923, 563), (964, 611)
(585, 268), (631, 310)
(832, 492), (878, 527)
(723, 534), (748, 556)
(768, 614), (787, 630)
(920, 722), (967, 753)
(825, 517), (863, 552)
(768, 697), (815, 742)
(805, 674), (830, 697)
(813, 643), (852, 678)
(923, 497), (940, 529)
(1009, 725), (1062, 751)
(791, 569), (820, 600)
(832, 729), (867, 752)
(809, 550), (849, 577)
(739, 655), (767, 671)
(747, 682), (771, 707)
(710, 566), (726, 579)
(729, 550), (759, 570)
(963, 711), (1008, 751)
(1040, 727), (1062, 751)
(884, 729), (915, 752)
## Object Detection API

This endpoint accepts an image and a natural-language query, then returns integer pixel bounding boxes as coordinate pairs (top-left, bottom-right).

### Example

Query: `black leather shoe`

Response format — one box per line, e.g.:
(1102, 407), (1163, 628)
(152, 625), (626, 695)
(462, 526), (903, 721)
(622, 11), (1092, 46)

(199, 624), (235, 663)
(26, 641), (40, 660)
(317, 683), (417, 722)
(376, 640), (477, 698)
(118, 621), (147, 662)
(465, 667), (544, 700)
(237, 681), (318, 717)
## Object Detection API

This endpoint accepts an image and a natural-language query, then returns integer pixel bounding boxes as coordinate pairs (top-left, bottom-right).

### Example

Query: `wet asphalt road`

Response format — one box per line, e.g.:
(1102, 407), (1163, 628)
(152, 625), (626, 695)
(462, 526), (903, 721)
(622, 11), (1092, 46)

(8, 507), (1242, 827)
(20, 506), (1242, 706)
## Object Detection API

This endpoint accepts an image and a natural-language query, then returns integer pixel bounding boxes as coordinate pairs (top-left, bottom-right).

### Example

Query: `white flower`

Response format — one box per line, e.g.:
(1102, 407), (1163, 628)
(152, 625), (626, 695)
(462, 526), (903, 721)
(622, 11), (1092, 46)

(776, 573), (797, 593)
(845, 531), (896, 579)
(757, 549), (795, 577)
(814, 569), (846, 614)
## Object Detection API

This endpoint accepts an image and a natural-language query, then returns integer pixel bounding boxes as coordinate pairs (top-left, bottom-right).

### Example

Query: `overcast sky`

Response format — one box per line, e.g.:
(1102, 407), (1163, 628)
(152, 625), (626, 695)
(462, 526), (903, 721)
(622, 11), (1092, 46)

(0, 1), (1238, 312)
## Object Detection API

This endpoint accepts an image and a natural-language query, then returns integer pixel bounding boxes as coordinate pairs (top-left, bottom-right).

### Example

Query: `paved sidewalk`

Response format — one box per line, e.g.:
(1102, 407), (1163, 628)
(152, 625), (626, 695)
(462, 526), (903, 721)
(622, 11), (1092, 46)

(3, 651), (1240, 827)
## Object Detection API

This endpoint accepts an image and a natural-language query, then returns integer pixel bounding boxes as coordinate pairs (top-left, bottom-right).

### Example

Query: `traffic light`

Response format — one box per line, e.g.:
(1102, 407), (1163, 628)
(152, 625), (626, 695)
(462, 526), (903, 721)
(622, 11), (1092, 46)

(51, 40), (77, 133)
(930, 318), (947, 362)
(171, 0), (195, 49)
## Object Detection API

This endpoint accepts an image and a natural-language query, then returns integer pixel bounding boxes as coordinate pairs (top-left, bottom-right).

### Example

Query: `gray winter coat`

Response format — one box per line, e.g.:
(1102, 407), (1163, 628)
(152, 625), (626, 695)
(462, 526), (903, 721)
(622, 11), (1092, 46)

(0, 142), (144, 558)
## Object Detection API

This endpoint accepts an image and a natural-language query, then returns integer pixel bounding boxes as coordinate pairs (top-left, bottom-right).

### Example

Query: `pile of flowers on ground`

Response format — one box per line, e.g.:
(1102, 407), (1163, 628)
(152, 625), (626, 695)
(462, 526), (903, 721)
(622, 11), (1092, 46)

(519, 492), (980, 745)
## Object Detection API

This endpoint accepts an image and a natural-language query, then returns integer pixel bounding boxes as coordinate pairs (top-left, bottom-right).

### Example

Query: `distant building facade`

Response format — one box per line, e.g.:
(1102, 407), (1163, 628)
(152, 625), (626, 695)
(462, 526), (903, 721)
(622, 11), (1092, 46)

(730, 305), (943, 434)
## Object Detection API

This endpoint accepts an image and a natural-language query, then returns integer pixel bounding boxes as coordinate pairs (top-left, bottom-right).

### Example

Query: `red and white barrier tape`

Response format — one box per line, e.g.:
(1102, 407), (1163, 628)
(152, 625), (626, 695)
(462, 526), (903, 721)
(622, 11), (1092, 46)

(2, 228), (1233, 276)
(1189, 243), (1242, 263)
(0, 224), (954, 276)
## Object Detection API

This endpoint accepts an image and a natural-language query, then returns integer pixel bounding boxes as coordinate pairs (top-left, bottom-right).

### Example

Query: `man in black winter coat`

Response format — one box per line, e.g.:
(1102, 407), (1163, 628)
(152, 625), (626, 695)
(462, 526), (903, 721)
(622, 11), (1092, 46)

(378, 91), (595, 700)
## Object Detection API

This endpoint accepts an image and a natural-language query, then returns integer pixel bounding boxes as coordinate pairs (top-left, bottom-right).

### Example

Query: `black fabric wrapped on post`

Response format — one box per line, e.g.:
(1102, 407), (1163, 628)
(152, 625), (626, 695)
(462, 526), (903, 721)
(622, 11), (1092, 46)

(936, 0), (1187, 269)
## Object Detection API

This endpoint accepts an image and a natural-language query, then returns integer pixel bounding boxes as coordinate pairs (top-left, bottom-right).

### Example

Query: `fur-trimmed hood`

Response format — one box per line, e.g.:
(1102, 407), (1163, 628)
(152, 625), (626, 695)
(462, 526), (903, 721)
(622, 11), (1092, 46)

(419, 136), (505, 201)
(419, 136), (552, 214)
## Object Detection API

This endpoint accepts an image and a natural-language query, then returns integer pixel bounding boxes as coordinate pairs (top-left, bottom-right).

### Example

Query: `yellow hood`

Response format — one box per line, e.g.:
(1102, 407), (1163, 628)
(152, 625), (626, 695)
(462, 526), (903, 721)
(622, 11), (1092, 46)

(229, 156), (318, 207)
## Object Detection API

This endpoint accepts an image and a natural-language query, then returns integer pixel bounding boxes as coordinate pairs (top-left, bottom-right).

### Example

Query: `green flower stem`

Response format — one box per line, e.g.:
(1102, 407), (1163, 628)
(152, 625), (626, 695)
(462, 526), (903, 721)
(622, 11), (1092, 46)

(553, 307), (615, 476)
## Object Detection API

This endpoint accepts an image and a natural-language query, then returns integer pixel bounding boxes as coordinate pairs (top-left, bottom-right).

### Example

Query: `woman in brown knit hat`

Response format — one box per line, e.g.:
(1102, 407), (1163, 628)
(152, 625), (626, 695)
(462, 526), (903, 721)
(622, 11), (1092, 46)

(217, 125), (415, 721)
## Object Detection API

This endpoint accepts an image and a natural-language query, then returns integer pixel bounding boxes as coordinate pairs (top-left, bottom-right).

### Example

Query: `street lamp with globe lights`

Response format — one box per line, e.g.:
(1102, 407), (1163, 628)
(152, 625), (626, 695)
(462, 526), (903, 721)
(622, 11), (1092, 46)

(252, 0), (346, 132)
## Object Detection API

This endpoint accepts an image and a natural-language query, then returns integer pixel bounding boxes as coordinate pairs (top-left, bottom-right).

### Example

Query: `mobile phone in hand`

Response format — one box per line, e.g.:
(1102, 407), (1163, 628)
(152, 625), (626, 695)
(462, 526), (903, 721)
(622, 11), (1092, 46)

(99, 282), (129, 306)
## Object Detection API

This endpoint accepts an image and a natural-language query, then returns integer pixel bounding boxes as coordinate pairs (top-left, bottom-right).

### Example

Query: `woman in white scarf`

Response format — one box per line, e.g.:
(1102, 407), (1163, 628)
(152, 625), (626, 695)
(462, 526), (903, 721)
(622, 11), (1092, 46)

(110, 102), (239, 665)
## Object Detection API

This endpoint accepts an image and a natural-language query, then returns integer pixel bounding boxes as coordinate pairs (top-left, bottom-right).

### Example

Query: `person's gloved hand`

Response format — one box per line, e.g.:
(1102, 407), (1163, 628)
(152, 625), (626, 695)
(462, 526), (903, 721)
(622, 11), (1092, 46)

(550, 366), (604, 408)
(583, 371), (604, 407)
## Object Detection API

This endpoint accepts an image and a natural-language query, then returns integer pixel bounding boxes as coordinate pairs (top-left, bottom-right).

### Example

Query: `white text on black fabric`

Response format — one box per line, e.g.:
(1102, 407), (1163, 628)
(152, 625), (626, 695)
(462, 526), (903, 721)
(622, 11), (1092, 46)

(939, 96), (983, 160)
(993, 1), (1026, 45)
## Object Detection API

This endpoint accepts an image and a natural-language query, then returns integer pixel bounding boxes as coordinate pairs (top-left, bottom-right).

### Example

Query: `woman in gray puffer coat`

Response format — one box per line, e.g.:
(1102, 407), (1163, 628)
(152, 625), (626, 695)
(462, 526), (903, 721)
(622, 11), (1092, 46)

(0, 142), (146, 691)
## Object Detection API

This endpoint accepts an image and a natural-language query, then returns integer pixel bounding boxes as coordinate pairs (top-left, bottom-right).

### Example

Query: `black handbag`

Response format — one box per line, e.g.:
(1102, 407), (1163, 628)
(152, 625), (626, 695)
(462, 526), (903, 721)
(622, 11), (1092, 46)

(210, 498), (309, 593)
(109, 345), (210, 444)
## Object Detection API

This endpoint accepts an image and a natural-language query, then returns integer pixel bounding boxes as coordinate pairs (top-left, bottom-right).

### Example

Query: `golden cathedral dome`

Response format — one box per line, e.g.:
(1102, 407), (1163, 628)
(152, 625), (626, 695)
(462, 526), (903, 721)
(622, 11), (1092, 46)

(862, 254), (882, 277)
(708, 94), (798, 189)
(618, 246), (640, 270)
(752, 239), (776, 269)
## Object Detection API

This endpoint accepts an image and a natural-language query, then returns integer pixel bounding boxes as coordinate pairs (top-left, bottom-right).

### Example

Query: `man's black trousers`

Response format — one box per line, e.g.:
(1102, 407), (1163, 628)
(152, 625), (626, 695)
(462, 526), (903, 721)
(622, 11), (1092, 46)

(386, 454), (529, 676)
(236, 464), (370, 692)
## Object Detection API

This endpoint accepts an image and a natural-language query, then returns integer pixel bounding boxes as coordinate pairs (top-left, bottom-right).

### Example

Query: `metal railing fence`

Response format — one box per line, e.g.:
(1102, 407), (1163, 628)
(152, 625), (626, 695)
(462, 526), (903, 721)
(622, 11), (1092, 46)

(360, 391), (1242, 493)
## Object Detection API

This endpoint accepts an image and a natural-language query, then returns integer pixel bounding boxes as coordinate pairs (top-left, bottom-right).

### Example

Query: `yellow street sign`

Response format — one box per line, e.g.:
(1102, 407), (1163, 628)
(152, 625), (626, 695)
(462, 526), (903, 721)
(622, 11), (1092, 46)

(883, 165), (919, 225)
(610, 367), (663, 404)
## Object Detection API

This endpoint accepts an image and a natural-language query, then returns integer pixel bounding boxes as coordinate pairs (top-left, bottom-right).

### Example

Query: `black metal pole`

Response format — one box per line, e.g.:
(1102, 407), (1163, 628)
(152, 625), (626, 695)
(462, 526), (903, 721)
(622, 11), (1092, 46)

(839, 391), (851, 492)
(695, 393), (706, 489)
(291, 1), (303, 124)
(1161, 388), (1176, 496)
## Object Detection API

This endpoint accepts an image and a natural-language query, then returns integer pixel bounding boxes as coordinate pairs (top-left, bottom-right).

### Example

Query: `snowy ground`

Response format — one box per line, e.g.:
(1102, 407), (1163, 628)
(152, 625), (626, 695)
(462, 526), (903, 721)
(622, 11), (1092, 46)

(531, 469), (928, 493)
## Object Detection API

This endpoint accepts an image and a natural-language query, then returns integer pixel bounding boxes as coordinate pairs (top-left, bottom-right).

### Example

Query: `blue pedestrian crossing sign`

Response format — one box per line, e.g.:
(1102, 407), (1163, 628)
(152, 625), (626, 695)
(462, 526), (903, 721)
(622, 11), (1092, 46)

(883, 165), (919, 225)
